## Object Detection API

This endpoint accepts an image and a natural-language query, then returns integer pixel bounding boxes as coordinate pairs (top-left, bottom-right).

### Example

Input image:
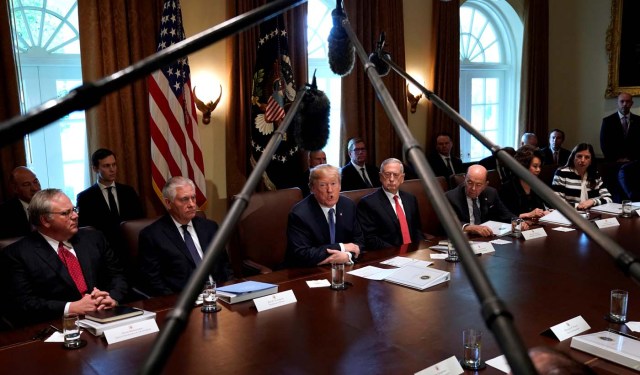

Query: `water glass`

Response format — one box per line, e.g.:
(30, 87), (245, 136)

(609, 289), (628, 323)
(62, 313), (81, 348)
(446, 241), (459, 262)
(511, 217), (523, 237)
(201, 280), (218, 313)
(331, 263), (345, 289)
(462, 328), (482, 369)
(622, 200), (634, 217)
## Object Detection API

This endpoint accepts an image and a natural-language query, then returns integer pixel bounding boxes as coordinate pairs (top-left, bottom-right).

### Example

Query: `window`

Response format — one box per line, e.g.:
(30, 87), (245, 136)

(459, 0), (522, 162)
(9, 0), (89, 199)
(307, 0), (342, 167)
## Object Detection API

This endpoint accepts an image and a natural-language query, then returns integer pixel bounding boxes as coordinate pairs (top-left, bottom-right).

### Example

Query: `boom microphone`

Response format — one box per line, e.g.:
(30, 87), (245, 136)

(368, 32), (391, 77)
(327, 0), (355, 76)
(293, 70), (331, 151)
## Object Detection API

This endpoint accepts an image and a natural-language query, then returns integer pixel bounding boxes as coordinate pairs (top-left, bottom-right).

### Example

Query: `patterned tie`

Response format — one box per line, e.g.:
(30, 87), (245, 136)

(394, 195), (412, 244)
(181, 225), (202, 266)
(622, 116), (629, 136)
(328, 208), (336, 243)
(360, 167), (373, 188)
(106, 186), (119, 217)
(57, 242), (88, 295)
(472, 198), (482, 225)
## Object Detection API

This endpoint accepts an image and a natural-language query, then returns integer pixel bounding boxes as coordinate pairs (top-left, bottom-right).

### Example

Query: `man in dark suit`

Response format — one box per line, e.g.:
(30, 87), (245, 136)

(600, 92), (640, 162)
(0, 167), (41, 239)
(357, 158), (424, 249)
(298, 150), (327, 197)
(2, 189), (126, 325)
(445, 165), (521, 237)
(426, 132), (463, 178)
(76, 149), (144, 263)
(340, 137), (381, 191)
(138, 176), (230, 296)
(287, 164), (364, 267)
(540, 129), (571, 166)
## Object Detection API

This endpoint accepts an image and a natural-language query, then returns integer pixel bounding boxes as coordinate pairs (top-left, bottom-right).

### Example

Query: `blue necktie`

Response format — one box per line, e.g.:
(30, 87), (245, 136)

(328, 208), (336, 243)
(181, 224), (202, 266)
(472, 198), (482, 225)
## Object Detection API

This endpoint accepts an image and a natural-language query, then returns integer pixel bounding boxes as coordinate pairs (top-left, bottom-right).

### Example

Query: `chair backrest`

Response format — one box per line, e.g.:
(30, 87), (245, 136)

(120, 217), (160, 264)
(399, 177), (448, 236)
(231, 188), (303, 276)
(539, 164), (558, 186)
(0, 237), (22, 251)
(340, 187), (377, 206)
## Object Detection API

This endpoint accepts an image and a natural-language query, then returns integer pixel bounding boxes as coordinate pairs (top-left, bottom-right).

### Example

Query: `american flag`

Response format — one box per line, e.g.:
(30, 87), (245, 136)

(148, 0), (206, 206)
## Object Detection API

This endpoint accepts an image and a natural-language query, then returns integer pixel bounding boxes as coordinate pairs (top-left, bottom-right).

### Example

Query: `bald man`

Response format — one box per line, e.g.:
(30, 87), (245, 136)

(0, 167), (41, 239)
(445, 165), (518, 237)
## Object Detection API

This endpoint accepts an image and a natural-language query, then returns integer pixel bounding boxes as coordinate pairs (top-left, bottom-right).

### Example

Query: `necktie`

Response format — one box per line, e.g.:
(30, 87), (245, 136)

(328, 208), (336, 243)
(57, 242), (88, 295)
(622, 116), (629, 135)
(360, 167), (373, 188)
(181, 225), (202, 266)
(106, 186), (119, 217)
(394, 195), (412, 245)
(553, 151), (559, 164)
(445, 157), (454, 175)
(472, 198), (482, 225)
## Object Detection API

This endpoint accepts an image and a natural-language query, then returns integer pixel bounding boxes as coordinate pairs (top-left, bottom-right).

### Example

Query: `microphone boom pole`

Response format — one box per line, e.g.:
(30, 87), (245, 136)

(338, 16), (538, 375)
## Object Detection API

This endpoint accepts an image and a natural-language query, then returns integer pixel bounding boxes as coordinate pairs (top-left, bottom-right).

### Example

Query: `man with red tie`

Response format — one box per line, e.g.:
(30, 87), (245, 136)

(2, 189), (127, 325)
(357, 158), (424, 249)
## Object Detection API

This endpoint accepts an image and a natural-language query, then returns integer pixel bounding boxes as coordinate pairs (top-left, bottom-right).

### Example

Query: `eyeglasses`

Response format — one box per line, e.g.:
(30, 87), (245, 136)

(48, 207), (79, 217)
(380, 172), (403, 179)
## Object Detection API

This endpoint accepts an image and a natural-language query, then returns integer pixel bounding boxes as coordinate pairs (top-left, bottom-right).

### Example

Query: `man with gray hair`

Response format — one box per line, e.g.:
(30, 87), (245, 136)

(2, 189), (127, 325)
(357, 158), (424, 249)
(138, 176), (231, 296)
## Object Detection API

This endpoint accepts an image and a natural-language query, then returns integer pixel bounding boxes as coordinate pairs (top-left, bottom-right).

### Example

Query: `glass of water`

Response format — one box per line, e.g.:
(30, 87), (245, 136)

(62, 313), (81, 348)
(201, 280), (218, 313)
(461, 328), (483, 370)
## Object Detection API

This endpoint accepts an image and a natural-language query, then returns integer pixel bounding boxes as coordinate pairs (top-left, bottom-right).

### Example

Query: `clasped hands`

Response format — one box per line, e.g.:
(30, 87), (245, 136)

(69, 287), (117, 315)
(318, 243), (360, 265)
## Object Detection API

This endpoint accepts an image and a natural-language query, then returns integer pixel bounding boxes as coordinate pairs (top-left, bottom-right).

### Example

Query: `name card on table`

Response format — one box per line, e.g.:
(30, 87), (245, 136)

(542, 315), (591, 341)
(521, 228), (547, 240)
(486, 355), (511, 373)
(254, 290), (297, 312)
(595, 217), (620, 229)
(414, 355), (464, 375)
(471, 242), (495, 255)
(306, 280), (331, 288)
(104, 319), (159, 344)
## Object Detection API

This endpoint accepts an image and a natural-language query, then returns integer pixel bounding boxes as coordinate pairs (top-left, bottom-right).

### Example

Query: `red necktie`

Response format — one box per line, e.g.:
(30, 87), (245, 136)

(57, 242), (88, 295)
(394, 195), (412, 245)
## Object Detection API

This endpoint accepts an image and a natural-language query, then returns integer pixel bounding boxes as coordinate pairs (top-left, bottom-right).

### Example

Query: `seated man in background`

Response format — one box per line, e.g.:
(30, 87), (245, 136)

(286, 164), (363, 267)
(445, 165), (523, 237)
(357, 158), (424, 249)
(2, 189), (126, 325)
(138, 176), (231, 296)
(426, 132), (463, 178)
(520, 132), (538, 148)
(298, 150), (327, 197)
(0, 166), (41, 239)
(340, 137), (381, 191)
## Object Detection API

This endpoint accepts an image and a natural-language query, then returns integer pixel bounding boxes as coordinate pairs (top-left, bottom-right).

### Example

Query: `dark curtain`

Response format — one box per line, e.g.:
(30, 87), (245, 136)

(77, 0), (164, 217)
(340, 0), (406, 166)
(0, 0), (26, 202)
(226, 0), (308, 196)
(427, 0), (460, 157)
(519, 0), (549, 144)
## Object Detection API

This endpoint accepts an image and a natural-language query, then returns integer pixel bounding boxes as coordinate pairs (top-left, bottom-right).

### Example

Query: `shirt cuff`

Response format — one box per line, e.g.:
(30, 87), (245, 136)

(64, 302), (70, 315)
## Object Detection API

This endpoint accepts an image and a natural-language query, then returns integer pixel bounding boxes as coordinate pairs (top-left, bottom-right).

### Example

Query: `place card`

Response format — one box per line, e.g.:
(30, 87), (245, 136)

(414, 355), (464, 375)
(543, 315), (591, 341)
(636, 209), (640, 216)
(104, 319), (159, 344)
(490, 239), (512, 245)
(595, 217), (620, 229)
(306, 280), (331, 288)
(254, 290), (297, 312)
(627, 321), (640, 332)
(471, 242), (495, 254)
(486, 355), (510, 373)
(552, 226), (575, 232)
(430, 254), (448, 260)
(44, 331), (65, 343)
(521, 228), (547, 240)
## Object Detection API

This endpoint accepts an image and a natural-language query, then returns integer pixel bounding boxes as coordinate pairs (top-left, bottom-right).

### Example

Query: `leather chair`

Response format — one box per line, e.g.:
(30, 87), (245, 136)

(340, 187), (376, 206)
(0, 236), (22, 251)
(400, 178), (448, 236)
(539, 164), (558, 187)
(230, 188), (302, 277)
(120, 217), (160, 300)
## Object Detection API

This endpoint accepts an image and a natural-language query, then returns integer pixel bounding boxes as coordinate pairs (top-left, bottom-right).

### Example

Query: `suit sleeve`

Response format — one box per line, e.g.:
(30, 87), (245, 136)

(356, 200), (393, 250)
(286, 211), (339, 267)
(93, 231), (128, 302)
(488, 190), (515, 223)
(76, 191), (92, 228)
(406, 195), (425, 241)
(138, 228), (173, 296)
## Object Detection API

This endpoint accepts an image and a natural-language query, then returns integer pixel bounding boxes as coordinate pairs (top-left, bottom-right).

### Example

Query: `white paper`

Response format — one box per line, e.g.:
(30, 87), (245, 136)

(552, 226), (575, 232)
(481, 220), (511, 236)
(626, 321), (640, 332)
(44, 331), (66, 343)
(589, 202), (623, 215)
(429, 245), (448, 252)
(636, 209), (640, 216)
(347, 266), (398, 280)
(380, 256), (416, 267)
(486, 355), (511, 373)
(104, 319), (159, 344)
(430, 254), (448, 260)
(539, 210), (573, 226)
(521, 228), (547, 240)
(471, 242), (495, 254)
(595, 217), (620, 228)
(490, 239), (511, 245)
(414, 355), (464, 375)
(306, 279), (331, 288)
(254, 290), (297, 312)
(550, 315), (591, 341)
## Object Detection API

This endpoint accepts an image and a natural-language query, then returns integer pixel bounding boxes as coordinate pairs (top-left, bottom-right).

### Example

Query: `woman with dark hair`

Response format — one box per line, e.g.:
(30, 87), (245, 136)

(551, 143), (612, 210)
(500, 145), (550, 220)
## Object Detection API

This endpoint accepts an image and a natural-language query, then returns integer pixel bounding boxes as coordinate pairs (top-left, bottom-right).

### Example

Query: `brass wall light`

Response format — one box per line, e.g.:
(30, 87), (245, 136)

(406, 84), (422, 114)
(193, 84), (222, 125)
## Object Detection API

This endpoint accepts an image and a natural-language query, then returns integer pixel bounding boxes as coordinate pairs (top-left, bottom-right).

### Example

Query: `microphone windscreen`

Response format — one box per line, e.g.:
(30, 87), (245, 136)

(368, 52), (391, 77)
(327, 10), (355, 76)
(294, 88), (331, 151)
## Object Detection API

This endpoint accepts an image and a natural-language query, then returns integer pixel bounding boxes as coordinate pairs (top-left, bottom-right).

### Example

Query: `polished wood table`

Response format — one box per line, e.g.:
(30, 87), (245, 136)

(0, 215), (638, 374)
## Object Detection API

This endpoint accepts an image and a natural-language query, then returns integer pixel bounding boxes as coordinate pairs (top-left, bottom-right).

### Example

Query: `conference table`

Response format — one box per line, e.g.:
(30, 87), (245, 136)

(0, 213), (638, 374)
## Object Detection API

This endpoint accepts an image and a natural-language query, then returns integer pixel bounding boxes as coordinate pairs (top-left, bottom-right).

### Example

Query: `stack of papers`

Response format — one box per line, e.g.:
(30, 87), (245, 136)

(539, 210), (573, 226)
(570, 331), (640, 370)
(589, 203), (623, 215)
(481, 220), (511, 236)
(79, 310), (156, 336)
(384, 264), (450, 290)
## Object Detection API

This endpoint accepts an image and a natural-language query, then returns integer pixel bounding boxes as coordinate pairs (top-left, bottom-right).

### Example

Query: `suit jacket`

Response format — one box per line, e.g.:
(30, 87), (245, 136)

(357, 188), (424, 249)
(2, 229), (127, 325)
(138, 215), (230, 296)
(600, 112), (640, 161)
(0, 198), (31, 239)
(426, 152), (463, 178)
(445, 184), (514, 225)
(340, 162), (381, 191)
(499, 179), (547, 216)
(286, 195), (364, 267)
(540, 147), (571, 166)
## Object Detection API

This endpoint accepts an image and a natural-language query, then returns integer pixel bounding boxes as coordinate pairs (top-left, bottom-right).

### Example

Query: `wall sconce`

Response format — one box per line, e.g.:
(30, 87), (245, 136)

(193, 84), (222, 125)
(407, 84), (422, 114)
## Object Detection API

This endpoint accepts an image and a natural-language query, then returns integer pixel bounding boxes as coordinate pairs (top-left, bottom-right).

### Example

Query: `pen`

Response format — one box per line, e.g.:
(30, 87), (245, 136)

(607, 328), (640, 341)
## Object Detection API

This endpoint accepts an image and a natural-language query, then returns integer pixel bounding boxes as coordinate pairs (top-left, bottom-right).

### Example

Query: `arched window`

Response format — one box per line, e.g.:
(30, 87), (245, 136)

(307, 0), (341, 166)
(459, 0), (522, 162)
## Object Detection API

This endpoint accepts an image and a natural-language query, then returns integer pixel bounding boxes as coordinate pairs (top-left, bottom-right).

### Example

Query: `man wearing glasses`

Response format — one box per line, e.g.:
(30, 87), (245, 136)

(0, 166), (41, 239)
(357, 158), (424, 249)
(340, 137), (381, 191)
(2, 189), (127, 325)
(445, 165), (520, 237)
